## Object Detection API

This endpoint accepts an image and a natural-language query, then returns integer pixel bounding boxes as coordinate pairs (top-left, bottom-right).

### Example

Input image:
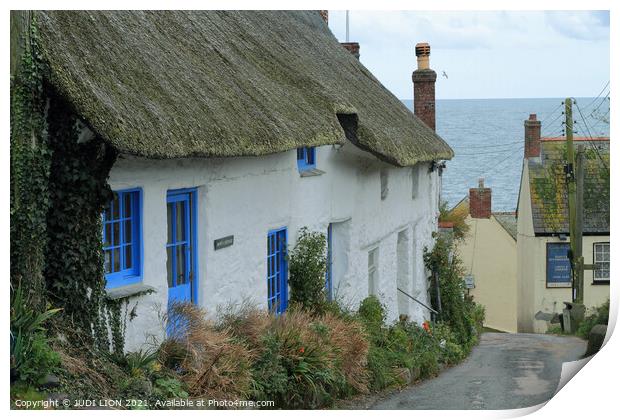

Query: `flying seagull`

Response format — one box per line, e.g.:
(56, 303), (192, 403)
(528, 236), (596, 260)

(442, 71), (449, 79)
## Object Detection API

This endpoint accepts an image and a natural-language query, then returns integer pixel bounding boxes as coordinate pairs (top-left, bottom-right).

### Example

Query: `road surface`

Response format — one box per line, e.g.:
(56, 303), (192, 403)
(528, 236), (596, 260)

(371, 333), (586, 410)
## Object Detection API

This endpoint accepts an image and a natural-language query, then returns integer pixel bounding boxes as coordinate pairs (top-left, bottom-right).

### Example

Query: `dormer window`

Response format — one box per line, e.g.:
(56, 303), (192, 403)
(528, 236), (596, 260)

(297, 147), (316, 171)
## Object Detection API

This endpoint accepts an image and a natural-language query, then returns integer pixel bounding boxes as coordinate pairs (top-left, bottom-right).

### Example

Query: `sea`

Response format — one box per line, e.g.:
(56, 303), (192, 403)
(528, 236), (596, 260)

(401, 98), (610, 211)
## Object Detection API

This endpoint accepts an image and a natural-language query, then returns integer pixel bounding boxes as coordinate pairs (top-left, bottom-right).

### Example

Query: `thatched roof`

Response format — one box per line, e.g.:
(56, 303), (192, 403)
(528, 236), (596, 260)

(34, 10), (453, 166)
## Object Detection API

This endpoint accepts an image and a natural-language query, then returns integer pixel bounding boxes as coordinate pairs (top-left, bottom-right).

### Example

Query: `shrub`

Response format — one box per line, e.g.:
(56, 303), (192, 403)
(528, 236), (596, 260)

(395, 322), (441, 379)
(219, 303), (369, 408)
(288, 228), (328, 313)
(577, 299), (610, 339)
(358, 295), (386, 333)
(424, 235), (485, 352)
(320, 312), (369, 394)
(124, 348), (159, 378)
(152, 376), (188, 400)
(251, 310), (343, 408)
(439, 200), (470, 242)
(431, 322), (465, 365)
(217, 301), (271, 350)
(162, 302), (253, 401)
(10, 285), (61, 385)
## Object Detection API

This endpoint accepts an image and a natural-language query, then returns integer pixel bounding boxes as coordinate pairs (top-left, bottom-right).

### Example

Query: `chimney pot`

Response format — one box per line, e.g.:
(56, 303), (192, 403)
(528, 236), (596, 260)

(469, 182), (492, 219)
(412, 42), (437, 131)
(524, 114), (542, 159)
(415, 42), (431, 70)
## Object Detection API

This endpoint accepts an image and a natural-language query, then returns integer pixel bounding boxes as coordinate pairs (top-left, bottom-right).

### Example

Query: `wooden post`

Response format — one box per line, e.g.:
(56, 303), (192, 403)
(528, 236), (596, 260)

(575, 145), (585, 303)
(565, 98), (578, 302)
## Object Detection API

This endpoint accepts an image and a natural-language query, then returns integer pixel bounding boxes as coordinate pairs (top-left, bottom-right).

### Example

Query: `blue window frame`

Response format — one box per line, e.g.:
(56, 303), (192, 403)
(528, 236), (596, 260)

(326, 223), (333, 301)
(166, 189), (198, 305)
(103, 189), (142, 288)
(267, 228), (288, 314)
(297, 147), (316, 171)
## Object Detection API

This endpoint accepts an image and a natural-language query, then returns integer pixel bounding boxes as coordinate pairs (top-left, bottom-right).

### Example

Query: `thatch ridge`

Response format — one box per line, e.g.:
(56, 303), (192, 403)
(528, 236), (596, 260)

(35, 10), (453, 166)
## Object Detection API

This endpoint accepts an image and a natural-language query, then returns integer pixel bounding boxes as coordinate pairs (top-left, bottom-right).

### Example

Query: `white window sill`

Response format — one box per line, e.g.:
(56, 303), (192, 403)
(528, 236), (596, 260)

(106, 283), (156, 301)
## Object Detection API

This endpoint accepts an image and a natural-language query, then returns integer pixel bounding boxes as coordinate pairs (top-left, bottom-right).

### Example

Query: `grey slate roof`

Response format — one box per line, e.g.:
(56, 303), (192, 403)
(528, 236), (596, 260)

(493, 212), (517, 240)
(34, 10), (453, 166)
(528, 138), (610, 235)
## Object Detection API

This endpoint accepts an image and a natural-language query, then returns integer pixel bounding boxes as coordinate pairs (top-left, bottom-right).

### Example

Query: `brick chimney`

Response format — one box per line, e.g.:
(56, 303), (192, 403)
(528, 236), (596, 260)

(319, 10), (328, 24)
(341, 42), (360, 59)
(469, 178), (491, 219)
(412, 42), (437, 131)
(524, 114), (541, 159)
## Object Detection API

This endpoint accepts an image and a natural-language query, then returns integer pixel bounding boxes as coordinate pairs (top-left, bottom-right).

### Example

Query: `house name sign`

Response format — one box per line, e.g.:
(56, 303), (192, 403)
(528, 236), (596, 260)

(214, 235), (234, 250)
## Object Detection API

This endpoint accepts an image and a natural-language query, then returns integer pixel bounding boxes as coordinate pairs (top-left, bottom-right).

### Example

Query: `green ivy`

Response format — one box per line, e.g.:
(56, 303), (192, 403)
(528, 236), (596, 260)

(11, 16), (122, 352)
(10, 17), (51, 312)
(424, 234), (483, 351)
(44, 91), (117, 349)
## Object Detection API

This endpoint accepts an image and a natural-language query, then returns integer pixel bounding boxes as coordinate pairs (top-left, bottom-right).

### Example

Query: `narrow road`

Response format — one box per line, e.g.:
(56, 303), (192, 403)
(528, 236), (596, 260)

(371, 333), (586, 410)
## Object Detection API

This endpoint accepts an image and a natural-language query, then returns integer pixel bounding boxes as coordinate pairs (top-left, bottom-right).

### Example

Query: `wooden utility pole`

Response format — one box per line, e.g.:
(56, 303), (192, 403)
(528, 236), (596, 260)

(575, 146), (585, 303)
(565, 98), (579, 302)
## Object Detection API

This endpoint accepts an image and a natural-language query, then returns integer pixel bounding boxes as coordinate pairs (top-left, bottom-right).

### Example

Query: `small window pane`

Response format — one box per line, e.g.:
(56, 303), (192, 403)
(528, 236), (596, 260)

(167, 203), (173, 244)
(176, 202), (186, 242)
(113, 248), (121, 272)
(166, 247), (173, 287)
(176, 245), (186, 285)
(112, 195), (120, 220)
(306, 147), (315, 165)
(124, 193), (132, 218)
(113, 222), (120, 246)
(124, 220), (132, 243)
(124, 245), (133, 270)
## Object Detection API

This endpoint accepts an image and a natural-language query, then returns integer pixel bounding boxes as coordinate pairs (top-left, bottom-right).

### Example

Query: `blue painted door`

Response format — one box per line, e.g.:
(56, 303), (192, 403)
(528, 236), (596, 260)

(166, 190), (196, 305)
(267, 228), (288, 314)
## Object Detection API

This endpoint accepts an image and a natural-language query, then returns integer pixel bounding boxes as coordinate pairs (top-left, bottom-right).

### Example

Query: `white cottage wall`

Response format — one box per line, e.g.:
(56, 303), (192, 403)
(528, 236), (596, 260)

(107, 144), (441, 351)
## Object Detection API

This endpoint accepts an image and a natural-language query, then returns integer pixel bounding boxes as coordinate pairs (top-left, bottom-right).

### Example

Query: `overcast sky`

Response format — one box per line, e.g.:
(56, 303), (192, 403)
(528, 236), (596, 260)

(328, 10), (610, 100)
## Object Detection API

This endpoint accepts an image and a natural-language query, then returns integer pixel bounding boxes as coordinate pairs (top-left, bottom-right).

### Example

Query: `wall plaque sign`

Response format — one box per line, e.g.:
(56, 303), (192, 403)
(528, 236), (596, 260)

(214, 235), (234, 250)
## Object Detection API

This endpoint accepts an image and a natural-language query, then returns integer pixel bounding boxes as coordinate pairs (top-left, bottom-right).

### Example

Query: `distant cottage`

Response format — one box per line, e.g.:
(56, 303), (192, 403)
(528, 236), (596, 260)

(450, 181), (518, 333)
(11, 10), (453, 351)
(517, 114), (609, 333)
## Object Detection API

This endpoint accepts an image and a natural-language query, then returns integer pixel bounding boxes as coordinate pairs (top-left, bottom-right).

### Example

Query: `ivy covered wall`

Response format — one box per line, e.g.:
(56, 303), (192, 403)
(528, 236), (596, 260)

(44, 92), (117, 347)
(11, 14), (119, 350)
(10, 14), (50, 312)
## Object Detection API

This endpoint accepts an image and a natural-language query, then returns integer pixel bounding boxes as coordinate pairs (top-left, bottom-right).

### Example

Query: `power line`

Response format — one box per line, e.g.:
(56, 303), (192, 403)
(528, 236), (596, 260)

(573, 101), (609, 171)
(456, 147), (524, 157)
(588, 92), (610, 118)
(452, 140), (524, 150)
(589, 109), (610, 134)
(479, 145), (524, 179)
(540, 109), (565, 138)
(539, 101), (565, 126)
(581, 81), (610, 110)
